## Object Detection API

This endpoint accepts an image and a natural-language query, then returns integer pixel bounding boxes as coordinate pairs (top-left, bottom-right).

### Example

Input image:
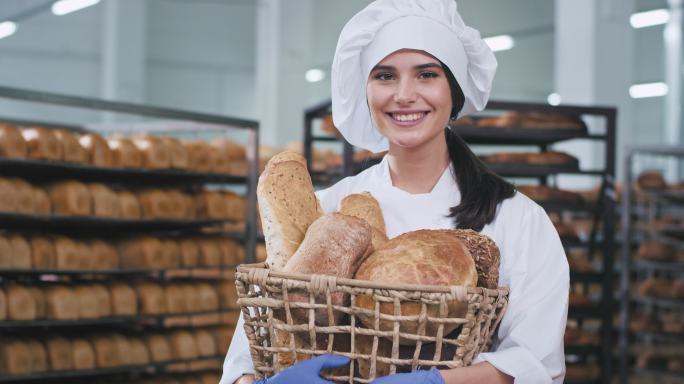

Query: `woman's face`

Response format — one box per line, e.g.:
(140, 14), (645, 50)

(366, 49), (453, 150)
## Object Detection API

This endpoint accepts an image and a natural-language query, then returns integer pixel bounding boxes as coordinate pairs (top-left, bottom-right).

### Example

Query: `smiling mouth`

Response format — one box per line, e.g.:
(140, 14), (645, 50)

(387, 111), (429, 124)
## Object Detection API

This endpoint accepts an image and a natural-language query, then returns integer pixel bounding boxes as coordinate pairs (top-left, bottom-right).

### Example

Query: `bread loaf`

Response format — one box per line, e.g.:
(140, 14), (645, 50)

(637, 171), (667, 190)
(450, 229), (500, 289)
(90, 239), (119, 270)
(135, 282), (167, 315)
(0, 288), (6, 320)
(8, 234), (32, 269)
(111, 334), (132, 366)
(517, 185), (583, 203)
(25, 339), (48, 372)
(119, 236), (165, 269)
(160, 136), (189, 170)
(48, 180), (91, 216)
(355, 230), (478, 344)
(118, 190), (141, 219)
(6, 284), (36, 320)
(72, 338), (96, 370)
(217, 281), (238, 310)
(165, 284), (188, 314)
(73, 241), (94, 270)
(55, 130), (88, 164)
(45, 286), (79, 320)
(258, 151), (323, 270)
(184, 141), (213, 172)
(194, 330), (217, 357)
(139, 189), (172, 219)
(209, 145), (231, 174)
(179, 239), (200, 267)
(133, 135), (171, 169)
(0, 235), (10, 268)
(637, 241), (674, 262)
(128, 337), (150, 365)
(88, 183), (120, 218)
(144, 334), (172, 362)
(0, 123), (27, 159)
(74, 286), (100, 319)
(21, 127), (63, 161)
(167, 190), (189, 219)
(52, 236), (80, 270)
(110, 283), (138, 316)
(107, 136), (142, 168)
(0, 339), (32, 375)
(28, 235), (55, 269)
(90, 284), (112, 318)
(46, 336), (73, 371)
(32, 187), (52, 215)
(196, 238), (221, 267)
(92, 335), (120, 368)
(211, 326), (234, 356)
(160, 239), (181, 268)
(283, 213), (372, 326)
(79, 133), (113, 167)
(338, 192), (388, 250)
(28, 286), (46, 319)
(0, 178), (18, 213)
(196, 191), (229, 219)
(196, 283), (219, 311)
(170, 331), (198, 360)
(183, 284), (201, 313)
(11, 179), (36, 214)
(216, 237), (238, 265)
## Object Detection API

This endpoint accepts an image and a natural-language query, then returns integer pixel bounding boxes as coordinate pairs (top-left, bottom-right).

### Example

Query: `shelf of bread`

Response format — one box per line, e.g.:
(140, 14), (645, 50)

(0, 123), (248, 185)
(0, 327), (230, 381)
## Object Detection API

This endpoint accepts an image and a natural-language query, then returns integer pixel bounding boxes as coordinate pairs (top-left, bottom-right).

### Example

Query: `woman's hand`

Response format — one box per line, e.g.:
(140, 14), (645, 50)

(253, 354), (350, 384)
(370, 368), (445, 384)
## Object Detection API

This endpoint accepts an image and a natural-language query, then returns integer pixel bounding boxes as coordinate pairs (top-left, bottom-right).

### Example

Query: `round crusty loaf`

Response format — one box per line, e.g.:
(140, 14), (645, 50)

(257, 151), (323, 271)
(354, 229), (477, 345)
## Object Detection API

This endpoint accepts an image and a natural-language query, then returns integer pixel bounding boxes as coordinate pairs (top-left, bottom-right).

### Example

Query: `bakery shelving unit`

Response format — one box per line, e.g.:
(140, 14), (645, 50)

(303, 99), (617, 384)
(618, 145), (684, 384)
(0, 85), (258, 382)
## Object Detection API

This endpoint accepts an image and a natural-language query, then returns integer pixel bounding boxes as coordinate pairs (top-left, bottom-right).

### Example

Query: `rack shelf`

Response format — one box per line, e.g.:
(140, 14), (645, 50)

(483, 164), (604, 178)
(0, 266), (239, 279)
(452, 125), (601, 145)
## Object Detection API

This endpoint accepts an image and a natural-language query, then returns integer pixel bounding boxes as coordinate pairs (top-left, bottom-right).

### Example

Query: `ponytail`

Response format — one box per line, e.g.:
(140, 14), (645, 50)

(442, 64), (515, 231)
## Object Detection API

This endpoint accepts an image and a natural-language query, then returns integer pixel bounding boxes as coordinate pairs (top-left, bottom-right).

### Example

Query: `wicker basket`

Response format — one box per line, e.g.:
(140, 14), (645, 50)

(236, 263), (509, 383)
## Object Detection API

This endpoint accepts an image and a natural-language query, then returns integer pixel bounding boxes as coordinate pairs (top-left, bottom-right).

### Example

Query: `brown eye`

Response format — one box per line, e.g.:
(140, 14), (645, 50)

(373, 72), (394, 81)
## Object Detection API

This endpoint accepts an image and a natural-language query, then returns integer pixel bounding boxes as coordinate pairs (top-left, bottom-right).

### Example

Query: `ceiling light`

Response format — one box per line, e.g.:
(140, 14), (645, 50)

(52, 0), (101, 16)
(484, 35), (515, 52)
(305, 69), (325, 83)
(630, 9), (670, 29)
(629, 82), (668, 98)
(0, 21), (17, 40)
(547, 93), (562, 106)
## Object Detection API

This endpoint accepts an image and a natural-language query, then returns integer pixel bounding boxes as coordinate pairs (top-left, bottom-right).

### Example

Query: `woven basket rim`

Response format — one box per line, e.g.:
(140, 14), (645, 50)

(236, 263), (509, 296)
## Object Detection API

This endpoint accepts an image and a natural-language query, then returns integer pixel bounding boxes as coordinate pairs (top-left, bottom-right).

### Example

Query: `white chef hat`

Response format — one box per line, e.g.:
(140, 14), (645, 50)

(331, 0), (497, 153)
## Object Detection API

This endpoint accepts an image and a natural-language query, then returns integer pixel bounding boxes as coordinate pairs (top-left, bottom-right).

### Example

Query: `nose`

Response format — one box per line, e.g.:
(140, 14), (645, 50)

(393, 78), (417, 105)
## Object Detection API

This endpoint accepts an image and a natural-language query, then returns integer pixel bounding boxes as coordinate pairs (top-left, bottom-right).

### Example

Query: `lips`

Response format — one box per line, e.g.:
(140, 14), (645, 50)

(387, 111), (429, 126)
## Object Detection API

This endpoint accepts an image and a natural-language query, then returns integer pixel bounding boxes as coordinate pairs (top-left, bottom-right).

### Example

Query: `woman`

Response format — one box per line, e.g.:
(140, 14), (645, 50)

(221, 1), (569, 383)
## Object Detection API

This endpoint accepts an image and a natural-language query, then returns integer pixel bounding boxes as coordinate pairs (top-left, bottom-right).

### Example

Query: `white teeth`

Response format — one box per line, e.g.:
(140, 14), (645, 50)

(392, 112), (425, 122)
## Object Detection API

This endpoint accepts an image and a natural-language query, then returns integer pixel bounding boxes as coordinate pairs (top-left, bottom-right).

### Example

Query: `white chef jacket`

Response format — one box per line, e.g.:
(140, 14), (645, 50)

(221, 156), (569, 384)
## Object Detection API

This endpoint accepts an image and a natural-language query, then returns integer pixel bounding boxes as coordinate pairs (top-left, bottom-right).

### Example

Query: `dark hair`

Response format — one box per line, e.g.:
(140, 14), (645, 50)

(441, 64), (516, 231)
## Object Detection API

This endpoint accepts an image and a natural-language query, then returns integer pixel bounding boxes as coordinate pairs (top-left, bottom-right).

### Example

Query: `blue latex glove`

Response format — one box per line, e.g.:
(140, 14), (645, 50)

(370, 368), (445, 384)
(254, 354), (350, 384)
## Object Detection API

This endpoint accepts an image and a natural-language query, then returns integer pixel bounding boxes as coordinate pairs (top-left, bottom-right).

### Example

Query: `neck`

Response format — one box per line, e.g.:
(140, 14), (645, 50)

(387, 133), (450, 194)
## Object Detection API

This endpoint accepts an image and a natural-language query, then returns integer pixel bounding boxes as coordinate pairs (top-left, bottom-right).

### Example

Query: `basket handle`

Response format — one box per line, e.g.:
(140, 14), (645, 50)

(310, 274), (338, 294)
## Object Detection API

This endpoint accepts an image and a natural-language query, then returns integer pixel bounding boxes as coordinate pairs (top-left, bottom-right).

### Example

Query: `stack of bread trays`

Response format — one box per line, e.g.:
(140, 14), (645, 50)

(627, 171), (684, 383)
(0, 122), (247, 383)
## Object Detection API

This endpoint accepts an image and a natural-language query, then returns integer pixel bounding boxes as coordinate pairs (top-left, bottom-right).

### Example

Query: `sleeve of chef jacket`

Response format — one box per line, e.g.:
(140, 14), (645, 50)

(472, 204), (569, 384)
(219, 314), (255, 384)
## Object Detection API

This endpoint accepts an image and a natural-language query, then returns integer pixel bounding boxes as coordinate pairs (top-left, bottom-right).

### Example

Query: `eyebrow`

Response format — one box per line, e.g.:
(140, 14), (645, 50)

(371, 63), (443, 72)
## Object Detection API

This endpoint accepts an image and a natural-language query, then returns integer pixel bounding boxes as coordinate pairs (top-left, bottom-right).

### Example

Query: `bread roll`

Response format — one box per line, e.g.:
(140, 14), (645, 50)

(160, 136), (189, 170)
(139, 189), (172, 219)
(133, 135), (171, 169)
(0, 123), (27, 159)
(45, 286), (79, 320)
(135, 282), (167, 315)
(107, 136), (142, 168)
(338, 192), (388, 250)
(194, 330), (217, 357)
(110, 283), (138, 316)
(179, 238), (199, 267)
(79, 133), (113, 167)
(92, 335), (120, 368)
(118, 190), (141, 219)
(165, 284), (188, 314)
(196, 283), (220, 312)
(28, 286), (46, 319)
(8, 234), (32, 269)
(283, 213), (372, 326)
(32, 187), (52, 215)
(55, 130), (88, 164)
(169, 331), (198, 360)
(46, 336), (73, 371)
(90, 284), (112, 318)
(48, 180), (91, 216)
(184, 141), (213, 172)
(145, 334), (172, 362)
(0, 339), (32, 375)
(74, 286), (100, 319)
(129, 337), (150, 365)
(355, 230), (478, 344)
(6, 284), (36, 320)
(21, 126), (63, 161)
(0, 178), (18, 213)
(119, 236), (165, 269)
(72, 339), (96, 370)
(11, 179), (36, 214)
(258, 151), (323, 270)
(90, 239), (119, 270)
(0, 288), (6, 320)
(25, 339), (48, 373)
(88, 183), (120, 218)
(197, 238), (221, 267)
(196, 191), (229, 220)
